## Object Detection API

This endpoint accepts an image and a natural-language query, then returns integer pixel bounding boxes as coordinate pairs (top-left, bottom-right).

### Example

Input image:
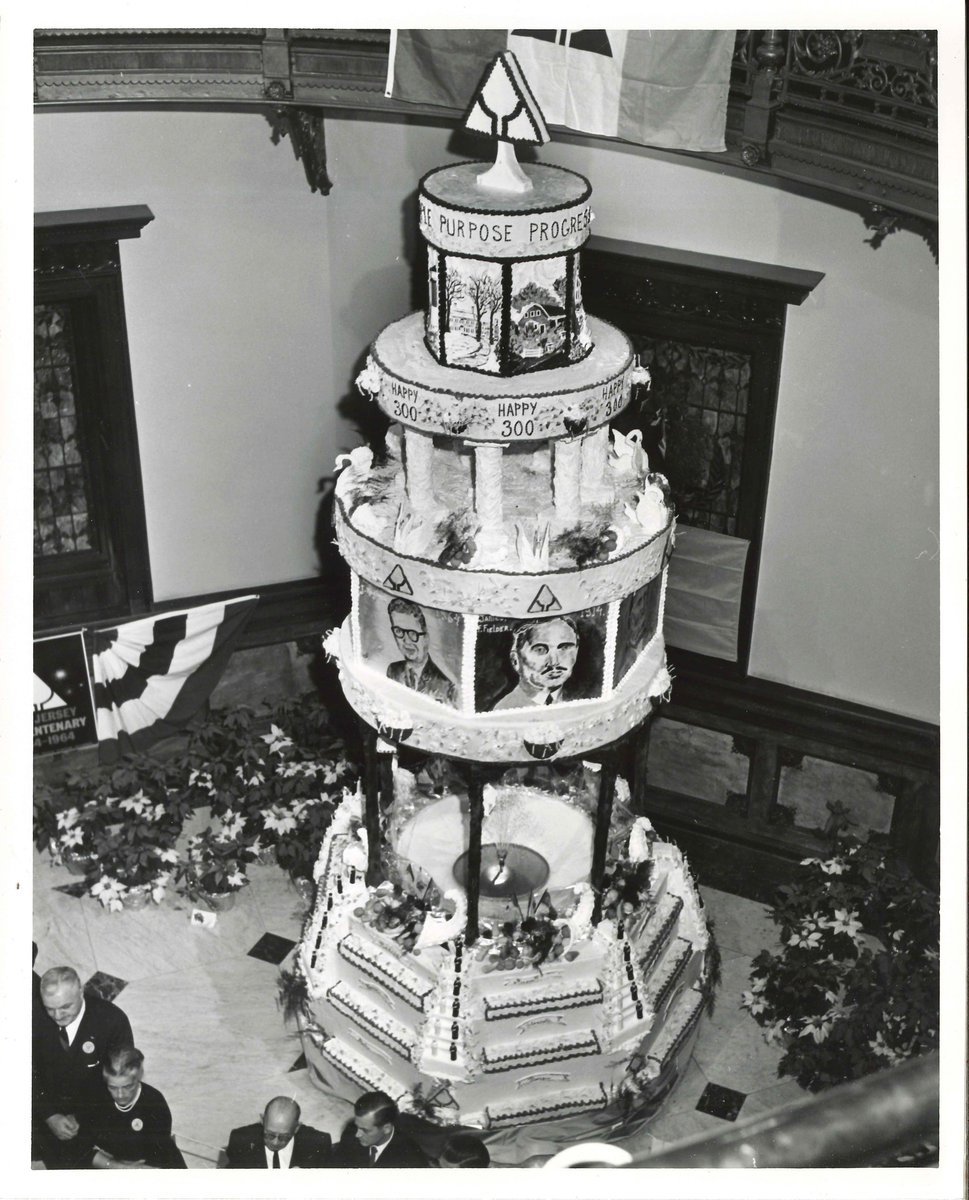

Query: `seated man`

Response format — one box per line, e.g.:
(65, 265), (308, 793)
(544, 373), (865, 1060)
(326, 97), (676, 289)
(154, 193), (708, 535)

(225, 1096), (331, 1169)
(32, 965), (133, 1169)
(439, 1132), (490, 1168)
(86, 1045), (185, 1169)
(335, 1091), (427, 1168)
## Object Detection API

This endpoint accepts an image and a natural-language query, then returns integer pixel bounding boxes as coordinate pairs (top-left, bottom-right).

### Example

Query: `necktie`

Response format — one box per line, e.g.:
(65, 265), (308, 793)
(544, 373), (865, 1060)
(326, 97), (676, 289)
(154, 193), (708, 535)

(58, 1027), (70, 1051)
(272, 1150), (280, 1169)
(545, 690), (555, 704)
(369, 1146), (378, 1166)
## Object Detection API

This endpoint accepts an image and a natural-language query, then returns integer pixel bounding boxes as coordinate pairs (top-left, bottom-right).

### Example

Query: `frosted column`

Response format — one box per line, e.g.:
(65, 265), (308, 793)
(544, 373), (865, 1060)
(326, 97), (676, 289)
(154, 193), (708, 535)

(580, 426), (611, 498)
(553, 437), (582, 519)
(474, 443), (504, 535)
(404, 427), (435, 512)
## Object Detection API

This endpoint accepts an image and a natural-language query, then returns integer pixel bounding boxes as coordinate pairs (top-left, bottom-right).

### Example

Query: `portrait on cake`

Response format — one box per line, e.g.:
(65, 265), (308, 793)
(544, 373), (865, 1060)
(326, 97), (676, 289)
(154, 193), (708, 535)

(357, 582), (462, 707)
(475, 606), (607, 711)
(613, 574), (664, 685)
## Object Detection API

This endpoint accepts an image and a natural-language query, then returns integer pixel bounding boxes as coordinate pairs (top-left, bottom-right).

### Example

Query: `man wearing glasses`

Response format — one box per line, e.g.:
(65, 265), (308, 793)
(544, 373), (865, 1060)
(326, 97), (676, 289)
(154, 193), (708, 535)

(386, 598), (456, 705)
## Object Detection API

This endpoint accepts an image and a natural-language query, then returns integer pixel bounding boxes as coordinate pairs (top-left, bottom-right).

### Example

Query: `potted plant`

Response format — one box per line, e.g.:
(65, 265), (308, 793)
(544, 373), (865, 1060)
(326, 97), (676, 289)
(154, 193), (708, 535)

(178, 821), (256, 911)
(742, 832), (939, 1092)
(86, 784), (182, 909)
(43, 797), (105, 875)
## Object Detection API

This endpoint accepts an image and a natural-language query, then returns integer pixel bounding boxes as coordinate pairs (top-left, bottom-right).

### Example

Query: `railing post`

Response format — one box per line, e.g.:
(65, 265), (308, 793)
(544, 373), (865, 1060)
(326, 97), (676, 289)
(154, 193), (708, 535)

(741, 30), (787, 166)
(361, 722), (383, 886)
(465, 768), (484, 945)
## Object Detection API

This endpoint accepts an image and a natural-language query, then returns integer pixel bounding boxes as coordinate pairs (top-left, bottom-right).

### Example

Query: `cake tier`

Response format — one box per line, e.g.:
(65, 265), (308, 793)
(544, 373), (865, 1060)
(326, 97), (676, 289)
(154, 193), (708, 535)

(335, 487), (672, 616)
(298, 790), (711, 1133)
(368, 312), (632, 441)
(335, 616), (667, 762)
(420, 162), (592, 260)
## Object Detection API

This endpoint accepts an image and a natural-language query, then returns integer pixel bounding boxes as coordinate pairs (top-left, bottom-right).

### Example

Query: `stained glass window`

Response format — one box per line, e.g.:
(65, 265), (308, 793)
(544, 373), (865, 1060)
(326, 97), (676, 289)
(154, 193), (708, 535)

(34, 303), (95, 557)
(631, 336), (751, 537)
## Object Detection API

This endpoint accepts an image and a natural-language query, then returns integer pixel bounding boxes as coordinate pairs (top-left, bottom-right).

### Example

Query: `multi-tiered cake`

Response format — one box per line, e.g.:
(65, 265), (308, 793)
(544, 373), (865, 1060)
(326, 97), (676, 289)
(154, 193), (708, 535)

(302, 53), (712, 1155)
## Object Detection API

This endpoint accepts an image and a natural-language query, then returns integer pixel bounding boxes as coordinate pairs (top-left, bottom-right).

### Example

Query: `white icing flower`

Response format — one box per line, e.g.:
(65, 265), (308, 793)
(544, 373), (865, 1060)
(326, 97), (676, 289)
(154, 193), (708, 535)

(355, 355), (381, 398)
(648, 665), (673, 702)
(342, 841), (368, 874)
(481, 784), (498, 819)
(566, 883), (595, 942)
(393, 508), (434, 556)
(514, 520), (550, 570)
(629, 362), (652, 390)
(321, 627), (341, 663)
(415, 889), (468, 949)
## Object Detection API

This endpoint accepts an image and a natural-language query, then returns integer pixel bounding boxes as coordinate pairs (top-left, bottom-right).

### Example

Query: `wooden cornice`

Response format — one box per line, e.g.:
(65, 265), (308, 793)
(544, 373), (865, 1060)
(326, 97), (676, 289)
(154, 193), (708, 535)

(33, 29), (938, 255)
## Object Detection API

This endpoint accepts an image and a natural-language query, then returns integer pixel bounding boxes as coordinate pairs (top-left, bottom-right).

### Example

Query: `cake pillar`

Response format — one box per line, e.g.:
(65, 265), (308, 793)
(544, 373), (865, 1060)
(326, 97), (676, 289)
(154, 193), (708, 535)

(590, 756), (618, 923)
(580, 426), (611, 500)
(404, 427), (436, 512)
(473, 443), (504, 533)
(361, 726), (383, 886)
(465, 769), (485, 944)
(553, 437), (582, 519)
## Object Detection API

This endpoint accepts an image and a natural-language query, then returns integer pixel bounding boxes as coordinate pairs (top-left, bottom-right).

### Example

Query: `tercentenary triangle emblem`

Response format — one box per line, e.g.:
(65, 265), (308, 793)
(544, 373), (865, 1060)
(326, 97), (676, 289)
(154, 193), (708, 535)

(528, 585), (562, 613)
(383, 565), (413, 595)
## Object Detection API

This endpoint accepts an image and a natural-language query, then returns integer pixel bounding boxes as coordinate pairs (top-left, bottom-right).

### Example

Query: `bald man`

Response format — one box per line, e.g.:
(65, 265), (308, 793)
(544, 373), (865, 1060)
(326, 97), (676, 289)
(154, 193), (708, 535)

(225, 1097), (331, 1169)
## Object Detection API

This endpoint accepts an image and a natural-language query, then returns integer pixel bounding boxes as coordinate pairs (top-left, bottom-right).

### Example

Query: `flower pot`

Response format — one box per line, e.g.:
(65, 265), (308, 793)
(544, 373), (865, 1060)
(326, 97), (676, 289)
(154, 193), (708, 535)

(292, 876), (315, 907)
(197, 889), (237, 912)
(62, 850), (96, 876)
(123, 884), (152, 911)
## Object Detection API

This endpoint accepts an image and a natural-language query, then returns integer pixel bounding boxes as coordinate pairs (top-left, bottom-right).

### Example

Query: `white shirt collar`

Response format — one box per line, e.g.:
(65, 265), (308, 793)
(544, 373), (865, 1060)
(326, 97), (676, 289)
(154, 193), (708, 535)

(265, 1137), (295, 1169)
(63, 998), (86, 1046)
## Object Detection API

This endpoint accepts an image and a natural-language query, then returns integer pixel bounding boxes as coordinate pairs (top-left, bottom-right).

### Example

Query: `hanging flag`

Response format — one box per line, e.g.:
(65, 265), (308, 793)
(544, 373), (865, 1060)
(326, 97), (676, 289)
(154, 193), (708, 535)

(91, 595), (258, 764)
(388, 30), (735, 152)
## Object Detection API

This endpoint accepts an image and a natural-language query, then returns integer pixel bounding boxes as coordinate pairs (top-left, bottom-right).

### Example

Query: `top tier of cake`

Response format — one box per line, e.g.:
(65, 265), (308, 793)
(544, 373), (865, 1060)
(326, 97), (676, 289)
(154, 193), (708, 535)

(419, 162), (594, 378)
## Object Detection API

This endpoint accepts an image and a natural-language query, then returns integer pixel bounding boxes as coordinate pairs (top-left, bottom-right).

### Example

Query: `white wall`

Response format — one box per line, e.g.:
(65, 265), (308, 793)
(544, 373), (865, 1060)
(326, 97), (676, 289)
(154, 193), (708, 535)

(35, 110), (339, 599)
(34, 110), (939, 722)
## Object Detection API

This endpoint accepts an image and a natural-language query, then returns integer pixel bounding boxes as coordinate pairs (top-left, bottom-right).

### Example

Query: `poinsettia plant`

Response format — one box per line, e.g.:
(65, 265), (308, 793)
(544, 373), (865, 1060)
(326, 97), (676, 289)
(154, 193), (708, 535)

(183, 694), (358, 876)
(178, 821), (257, 896)
(742, 833), (939, 1092)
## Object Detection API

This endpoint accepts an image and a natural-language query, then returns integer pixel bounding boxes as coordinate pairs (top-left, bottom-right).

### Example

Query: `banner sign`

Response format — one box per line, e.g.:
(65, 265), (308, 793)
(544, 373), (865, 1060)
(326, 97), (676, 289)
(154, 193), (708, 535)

(34, 631), (98, 753)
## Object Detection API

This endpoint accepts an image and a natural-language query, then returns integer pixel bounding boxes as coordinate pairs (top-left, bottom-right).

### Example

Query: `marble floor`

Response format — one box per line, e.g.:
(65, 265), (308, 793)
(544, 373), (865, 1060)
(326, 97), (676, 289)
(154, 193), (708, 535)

(31, 820), (804, 1169)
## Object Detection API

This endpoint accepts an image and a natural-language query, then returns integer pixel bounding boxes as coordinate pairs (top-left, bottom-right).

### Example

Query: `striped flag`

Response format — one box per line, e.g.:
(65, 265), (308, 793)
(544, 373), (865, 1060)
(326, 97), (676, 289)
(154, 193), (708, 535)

(388, 29), (735, 152)
(91, 596), (258, 764)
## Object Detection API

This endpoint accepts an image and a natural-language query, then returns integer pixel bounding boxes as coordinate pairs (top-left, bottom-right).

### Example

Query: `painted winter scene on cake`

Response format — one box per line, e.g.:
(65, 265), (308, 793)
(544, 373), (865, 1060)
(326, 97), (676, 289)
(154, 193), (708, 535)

(438, 256), (504, 372)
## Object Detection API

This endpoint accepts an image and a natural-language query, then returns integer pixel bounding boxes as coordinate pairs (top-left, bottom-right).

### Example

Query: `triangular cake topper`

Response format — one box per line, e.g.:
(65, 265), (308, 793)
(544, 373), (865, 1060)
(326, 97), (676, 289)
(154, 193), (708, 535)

(464, 50), (550, 146)
(464, 51), (550, 195)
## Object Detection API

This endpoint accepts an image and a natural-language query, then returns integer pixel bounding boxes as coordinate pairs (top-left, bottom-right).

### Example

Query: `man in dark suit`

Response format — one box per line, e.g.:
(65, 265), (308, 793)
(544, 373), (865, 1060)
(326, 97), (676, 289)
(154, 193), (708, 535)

(32, 964), (132, 1171)
(32, 965), (133, 1169)
(336, 1091), (427, 1168)
(224, 1096), (331, 1169)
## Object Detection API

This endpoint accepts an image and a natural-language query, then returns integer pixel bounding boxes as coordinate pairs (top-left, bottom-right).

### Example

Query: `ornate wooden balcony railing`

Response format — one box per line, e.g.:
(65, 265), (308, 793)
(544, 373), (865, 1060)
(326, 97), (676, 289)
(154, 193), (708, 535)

(34, 29), (938, 255)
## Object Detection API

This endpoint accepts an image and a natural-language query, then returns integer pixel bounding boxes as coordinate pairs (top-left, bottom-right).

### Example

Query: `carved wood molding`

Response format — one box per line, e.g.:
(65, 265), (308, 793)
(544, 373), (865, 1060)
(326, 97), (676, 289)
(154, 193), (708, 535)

(34, 28), (938, 235)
